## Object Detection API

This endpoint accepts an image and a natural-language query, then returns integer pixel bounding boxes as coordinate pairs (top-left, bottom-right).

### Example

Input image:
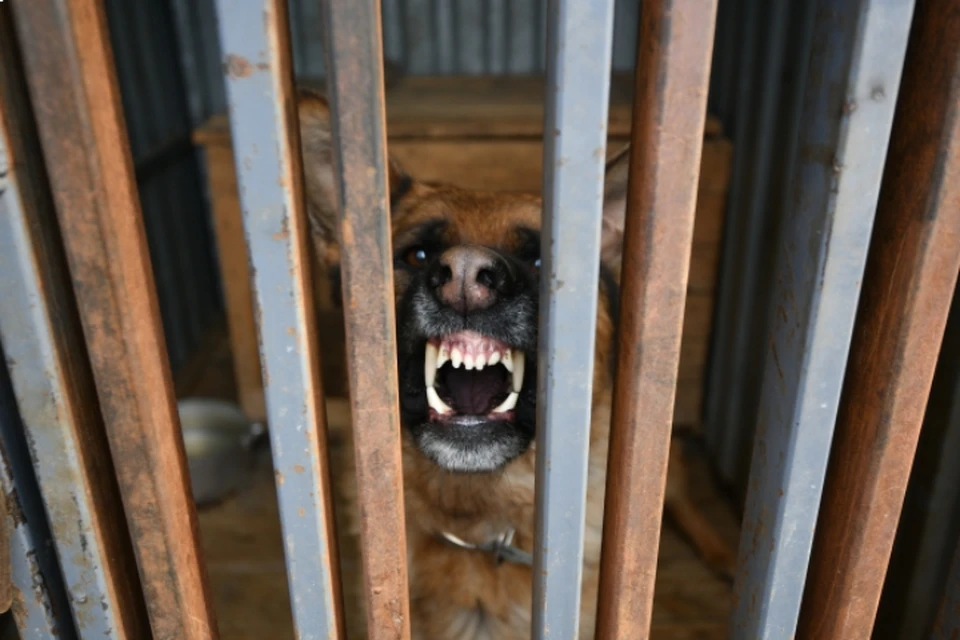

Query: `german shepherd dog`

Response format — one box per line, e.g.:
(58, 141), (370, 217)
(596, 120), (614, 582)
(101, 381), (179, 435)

(298, 90), (734, 639)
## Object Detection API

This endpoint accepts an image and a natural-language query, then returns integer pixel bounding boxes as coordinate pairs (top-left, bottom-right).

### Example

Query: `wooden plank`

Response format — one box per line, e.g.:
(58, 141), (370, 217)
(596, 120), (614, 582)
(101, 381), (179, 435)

(193, 75), (722, 145)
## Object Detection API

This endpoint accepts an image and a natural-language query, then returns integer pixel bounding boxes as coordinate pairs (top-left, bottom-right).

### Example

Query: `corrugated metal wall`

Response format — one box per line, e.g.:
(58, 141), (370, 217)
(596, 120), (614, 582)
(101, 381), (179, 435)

(103, 0), (643, 372)
(104, 0), (222, 372)
(102, 1), (960, 637)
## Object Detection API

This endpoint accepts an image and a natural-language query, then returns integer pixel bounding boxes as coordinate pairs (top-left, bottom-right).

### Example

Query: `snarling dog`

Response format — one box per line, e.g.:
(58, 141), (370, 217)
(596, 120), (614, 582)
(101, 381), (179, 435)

(298, 89), (735, 639)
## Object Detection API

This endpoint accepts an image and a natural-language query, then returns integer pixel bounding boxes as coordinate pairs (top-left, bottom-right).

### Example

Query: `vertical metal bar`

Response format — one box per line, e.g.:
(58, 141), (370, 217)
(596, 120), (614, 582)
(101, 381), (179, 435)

(320, 1), (412, 637)
(531, 0), (616, 637)
(212, 1), (346, 638)
(731, 1), (916, 637)
(594, 1), (718, 638)
(10, 2), (219, 637)
(798, 2), (960, 635)
(933, 535), (960, 640)
(0, 27), (147, 635)
(0, 439), (73, 640)
(1, 335), (77, 639)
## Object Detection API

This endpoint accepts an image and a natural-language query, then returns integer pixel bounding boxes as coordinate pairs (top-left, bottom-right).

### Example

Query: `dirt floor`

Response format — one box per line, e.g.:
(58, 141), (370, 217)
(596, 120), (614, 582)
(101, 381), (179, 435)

(182, 328), (741, 639)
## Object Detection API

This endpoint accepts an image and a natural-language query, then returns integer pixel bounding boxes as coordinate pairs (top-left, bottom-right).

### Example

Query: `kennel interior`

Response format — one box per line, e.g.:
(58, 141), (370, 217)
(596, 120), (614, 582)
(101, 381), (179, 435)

(0, 0), (958, 639)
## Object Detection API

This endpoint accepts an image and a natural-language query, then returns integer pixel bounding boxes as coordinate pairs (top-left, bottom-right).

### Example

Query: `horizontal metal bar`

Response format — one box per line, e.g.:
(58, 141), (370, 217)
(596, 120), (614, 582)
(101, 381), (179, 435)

(319, 1), (412, 637)
(531, 0), (616, 637)
(595, 0), (718, 637)
(798, 2), (960, 636)
(0, 27), (147, 635)
(10, 1), (218, 637)
(212, 0), (346, 638)
(731, 1), (916, 637)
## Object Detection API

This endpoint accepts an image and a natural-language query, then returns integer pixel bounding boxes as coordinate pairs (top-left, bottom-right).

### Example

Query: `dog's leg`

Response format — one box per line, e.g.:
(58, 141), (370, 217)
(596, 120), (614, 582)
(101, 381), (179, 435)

(664, 441), (737, 581)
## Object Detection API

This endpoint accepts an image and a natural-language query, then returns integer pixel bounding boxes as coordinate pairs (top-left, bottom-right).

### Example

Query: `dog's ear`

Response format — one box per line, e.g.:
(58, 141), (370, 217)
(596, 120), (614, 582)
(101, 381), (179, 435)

(600, 144), (631, 274)
(297, 88), (409, 266)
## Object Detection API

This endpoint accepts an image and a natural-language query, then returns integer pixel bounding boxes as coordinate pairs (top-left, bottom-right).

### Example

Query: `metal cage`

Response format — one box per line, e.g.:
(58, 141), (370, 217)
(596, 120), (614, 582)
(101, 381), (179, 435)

(1, 0), (959, 639)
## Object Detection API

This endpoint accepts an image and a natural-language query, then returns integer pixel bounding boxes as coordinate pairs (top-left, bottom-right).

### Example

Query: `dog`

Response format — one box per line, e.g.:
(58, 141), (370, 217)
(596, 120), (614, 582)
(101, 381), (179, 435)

(298, 89), (735, 639)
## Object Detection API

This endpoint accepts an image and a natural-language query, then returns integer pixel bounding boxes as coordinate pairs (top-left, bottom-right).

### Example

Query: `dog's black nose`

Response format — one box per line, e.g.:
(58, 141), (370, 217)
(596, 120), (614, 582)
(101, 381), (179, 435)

(427, 246), (514, 313)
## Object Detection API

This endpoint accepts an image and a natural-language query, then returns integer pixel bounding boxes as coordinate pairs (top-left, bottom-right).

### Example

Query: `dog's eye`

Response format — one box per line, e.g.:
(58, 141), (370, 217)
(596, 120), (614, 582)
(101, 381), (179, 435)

(404, 246), (431, 268)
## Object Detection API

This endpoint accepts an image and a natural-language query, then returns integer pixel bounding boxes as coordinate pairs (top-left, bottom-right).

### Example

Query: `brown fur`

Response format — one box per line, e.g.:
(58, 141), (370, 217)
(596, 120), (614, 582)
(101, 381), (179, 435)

(300, 90), (734, 639)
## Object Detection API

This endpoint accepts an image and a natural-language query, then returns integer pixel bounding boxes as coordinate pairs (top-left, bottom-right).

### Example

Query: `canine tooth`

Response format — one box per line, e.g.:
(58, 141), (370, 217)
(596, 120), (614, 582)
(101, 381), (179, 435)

(475, 354), (486, 370)
(491, 391), (519, 414)
(464, 354), (475, 370)
(488, 351), (500, 366)
(512, 351), (525, 392)
(425, 343), (439, 387)
(426, 386), (454, 415)
(502, 349), (513, 373)
(451, 348), (463, 369)
(437, 345), (449, 369)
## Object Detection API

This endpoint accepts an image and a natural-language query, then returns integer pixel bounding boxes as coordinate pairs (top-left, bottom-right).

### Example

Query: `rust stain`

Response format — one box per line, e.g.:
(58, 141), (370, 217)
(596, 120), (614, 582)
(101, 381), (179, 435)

(225, 54), (254, 78)
(292, 464), (305, 474)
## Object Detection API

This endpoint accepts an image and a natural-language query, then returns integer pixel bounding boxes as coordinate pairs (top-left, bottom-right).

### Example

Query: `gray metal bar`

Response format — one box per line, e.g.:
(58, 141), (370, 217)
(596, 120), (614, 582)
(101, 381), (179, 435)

(731, 1), (916, 637)
(213, 1), (345, 638)
(0, 125), (144, 640)
(531, 0), (616, 636)
(0, 438), (72, 640)
(0, 22), (146, 637)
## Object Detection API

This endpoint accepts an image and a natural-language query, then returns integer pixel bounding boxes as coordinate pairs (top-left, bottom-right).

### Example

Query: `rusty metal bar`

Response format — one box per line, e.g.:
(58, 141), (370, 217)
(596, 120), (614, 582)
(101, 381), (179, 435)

(594, 1), (717, 638)
(731, 1), (916, 637)
(798, 3), (960, 637)
(10, 1), (218, 637)
(212, 1), (346, 638)
(531, 0), (616, 636)
(319, 1), (411, 638)
(0, 16), (148, 634)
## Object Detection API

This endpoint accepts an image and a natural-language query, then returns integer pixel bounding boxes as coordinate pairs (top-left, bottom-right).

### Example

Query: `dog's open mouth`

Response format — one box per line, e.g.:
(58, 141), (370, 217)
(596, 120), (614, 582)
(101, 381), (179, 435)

(424, 330), (525, 421)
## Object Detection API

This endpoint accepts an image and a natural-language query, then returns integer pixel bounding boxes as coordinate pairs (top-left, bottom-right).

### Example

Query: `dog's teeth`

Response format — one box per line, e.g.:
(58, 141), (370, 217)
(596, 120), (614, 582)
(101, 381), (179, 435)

(451, 348), (463, 369)
(426, 386), (454, 415)
(491, 391), (519, 414)
(424, 343), (438, 387)
(511, 351), (525, 393)
(488, 351), (500, 366)
(502, 349), (513, 373)
(475, 354), (486, 370)
(437, 345), (449, 369)
(464, 354), (475, 370)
